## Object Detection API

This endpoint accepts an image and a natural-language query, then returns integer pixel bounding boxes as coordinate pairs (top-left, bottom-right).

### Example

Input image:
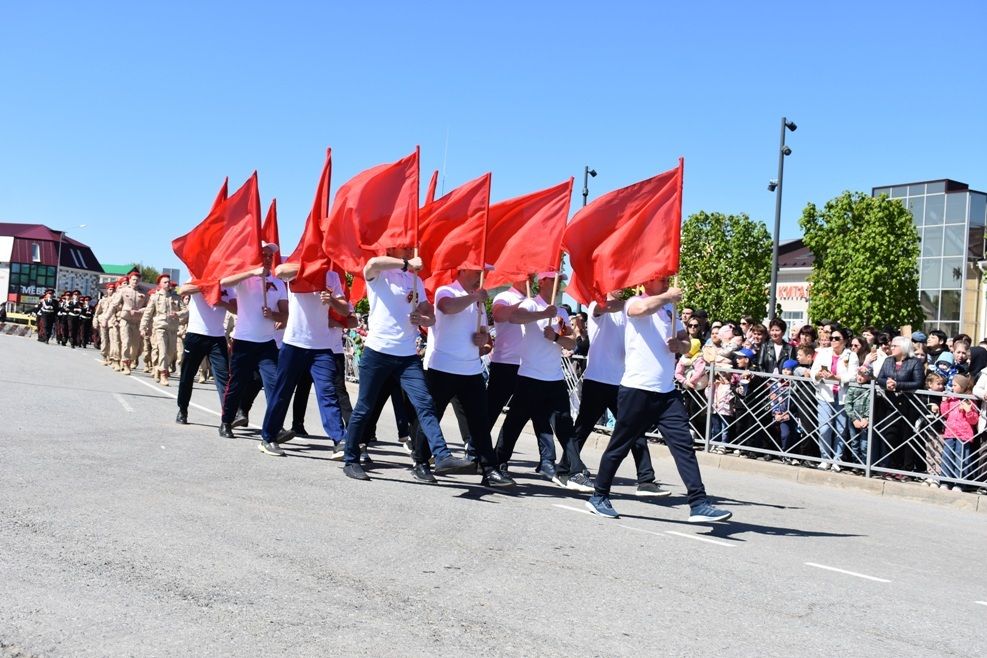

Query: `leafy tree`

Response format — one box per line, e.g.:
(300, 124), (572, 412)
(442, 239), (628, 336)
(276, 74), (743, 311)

(678, 211), (772, 321)
(799, 191), (923, 330)
(131, 263), (160, 284)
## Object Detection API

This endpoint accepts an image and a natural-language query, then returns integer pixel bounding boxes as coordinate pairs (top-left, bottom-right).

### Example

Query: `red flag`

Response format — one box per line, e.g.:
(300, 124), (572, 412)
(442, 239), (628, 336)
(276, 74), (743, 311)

(171, 177), (229, 279)
(484, 178), (573, 288)
(563, 159), (683, 305)
(323, 147), (420, 273)
(425, 169), (438, 205)
(418, 172), (491, 294)
(284, 150), (334, 293)
(262, 198), (281, 269)
(193, 172), (264, 304)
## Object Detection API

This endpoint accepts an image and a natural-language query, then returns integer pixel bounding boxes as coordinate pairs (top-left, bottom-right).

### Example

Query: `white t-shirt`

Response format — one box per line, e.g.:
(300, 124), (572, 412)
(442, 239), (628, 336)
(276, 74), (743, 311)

(583, 301), (626, 386)
(364, 269), (427, 357)
(283, 272), (345, 350)
(490, 287), (526, 365)
(517, 295), (570, 382)
(229, 275), (287, 344)
(621, 297), (682, 393)
(424, 280), (486, 376)
(186, 293), (228, 337)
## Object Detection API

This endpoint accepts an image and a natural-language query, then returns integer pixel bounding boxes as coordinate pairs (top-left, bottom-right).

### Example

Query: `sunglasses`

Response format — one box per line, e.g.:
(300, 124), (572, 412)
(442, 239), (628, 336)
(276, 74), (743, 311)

(831, 335), (844, 341)
(688, 323), (700, 328)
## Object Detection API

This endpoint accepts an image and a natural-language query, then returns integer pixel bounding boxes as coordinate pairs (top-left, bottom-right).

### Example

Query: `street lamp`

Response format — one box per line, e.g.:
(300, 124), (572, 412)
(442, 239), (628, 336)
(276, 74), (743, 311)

(767, 118), (796, 321)
(582, 166), (597, 207)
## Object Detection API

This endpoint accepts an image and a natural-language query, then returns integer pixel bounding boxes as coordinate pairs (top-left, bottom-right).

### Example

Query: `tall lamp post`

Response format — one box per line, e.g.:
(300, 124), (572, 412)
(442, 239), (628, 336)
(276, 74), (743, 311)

(767, 118), (797, 321)
(575, 166), (597, 313)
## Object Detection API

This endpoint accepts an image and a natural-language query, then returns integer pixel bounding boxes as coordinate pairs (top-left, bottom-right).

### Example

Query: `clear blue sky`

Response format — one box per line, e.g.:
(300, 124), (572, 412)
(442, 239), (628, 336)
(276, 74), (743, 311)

(2, 1), (985, 274)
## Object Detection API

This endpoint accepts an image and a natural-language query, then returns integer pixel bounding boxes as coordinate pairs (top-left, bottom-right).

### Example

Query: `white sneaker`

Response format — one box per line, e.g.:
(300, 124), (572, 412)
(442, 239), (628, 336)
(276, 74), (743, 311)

(951, 486), (962, 492)
(398, 435), (411, 444)
(924, 477), (936, 487)
(939, 483), (950, 490)
(831, 463), (842, 473)
(817, 462), (830, 470)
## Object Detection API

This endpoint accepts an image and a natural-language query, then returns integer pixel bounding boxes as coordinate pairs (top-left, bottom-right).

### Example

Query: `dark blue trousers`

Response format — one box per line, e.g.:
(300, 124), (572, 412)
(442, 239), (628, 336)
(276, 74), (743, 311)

(595, 387), (707, 505)
(221, 339), (278, 423)
(262, 344), (345, 442)
(343, 347), (450, 464)
(177, 332), (229, 410)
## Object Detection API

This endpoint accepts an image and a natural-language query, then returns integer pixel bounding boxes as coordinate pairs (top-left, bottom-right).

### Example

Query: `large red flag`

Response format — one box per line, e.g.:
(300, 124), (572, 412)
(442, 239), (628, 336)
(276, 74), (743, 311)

(171, 177), (229, 279)
(425, 169), (438, 205)
(484, 178), (573, 288)
(283, 150), (334, 293)
(563, 159), (683, 305)
(262, 198), (281, 269)
(194, 172), (264, 304)
(323, 147), (420, 273)
(418, 172), (491, 294)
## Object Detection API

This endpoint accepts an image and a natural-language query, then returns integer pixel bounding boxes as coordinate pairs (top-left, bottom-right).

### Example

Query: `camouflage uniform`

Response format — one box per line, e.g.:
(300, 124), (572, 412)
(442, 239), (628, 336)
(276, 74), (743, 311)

(107, 283), (147, 374)
(140, 287), (187, 385)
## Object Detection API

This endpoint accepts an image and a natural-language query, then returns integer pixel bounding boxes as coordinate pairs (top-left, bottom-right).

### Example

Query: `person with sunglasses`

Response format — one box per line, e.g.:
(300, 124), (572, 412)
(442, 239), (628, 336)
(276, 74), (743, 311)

(809, 326), (858, 470)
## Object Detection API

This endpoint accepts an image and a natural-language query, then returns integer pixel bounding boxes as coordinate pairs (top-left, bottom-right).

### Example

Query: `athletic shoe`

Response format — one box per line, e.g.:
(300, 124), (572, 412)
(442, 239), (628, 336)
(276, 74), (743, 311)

(175, 409), (188, 425)
(939, 483), (950, 489)
(402, 442), (413, 455)
(290, 425), (309, 438)
(538, 461), (558, 481)
(433, 455), (475, 475)
(258, 441), (285, 457)
(275, 429), (295, 444)
(398, 435), (411, 444)
(585, 495), (619, 519)
(687, 501), (732, 523)
(218, 423), (235, 439)
(343, 463), (370, 481)
(551, 473), (569, 488)
(566, 472), (595, 493)
(411, 463), (437, 484)
(817, 462), (830, 470)
(635, 481), (672, 498)
(951, 486), (963, 492)
(231, 411), (249, 428)
(329, 442), (346, 461)
(360, 450), (374, 467)
(830, 463), (842, 473)
(482, 469), (516, 488)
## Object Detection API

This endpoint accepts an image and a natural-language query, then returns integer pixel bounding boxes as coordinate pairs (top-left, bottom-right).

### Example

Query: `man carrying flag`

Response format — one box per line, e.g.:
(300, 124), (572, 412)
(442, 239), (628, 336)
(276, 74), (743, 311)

(486, 278), (530, 433)
(174, 279), (232, 424)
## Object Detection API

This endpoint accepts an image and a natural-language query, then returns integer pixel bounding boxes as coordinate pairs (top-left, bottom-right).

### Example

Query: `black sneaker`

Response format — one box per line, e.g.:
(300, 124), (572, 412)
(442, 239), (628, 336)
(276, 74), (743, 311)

(231, 411), (249, 428)
(482, 469), (516, 488)
(411, 463), (437, 484)
(343, 463), (371, 481)
(275, 429), (295, 444)
(566, 472), (595, 493)
(636, 482), (672, 498)
(360, 450), (374, 467)
(175, 409), (188, 425)
(258, 440), (285, 457)
(218, 423), (235, 439)
(538, 461), (558, 482)
(291, 424), (309, 437)
(433, 455), (476, 475)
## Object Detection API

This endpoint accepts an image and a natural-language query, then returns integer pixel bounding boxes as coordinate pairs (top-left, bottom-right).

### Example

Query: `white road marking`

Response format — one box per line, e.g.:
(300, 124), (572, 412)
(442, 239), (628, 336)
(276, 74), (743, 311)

(804, 562), (891, 583)
(665, 530), (734, 547)
(975, 601), (987, 607)
(619, 524), (665, 538)
(112, 393), (134, 413)
(551, 504), (595, 516)
(128, 373), (261, 428)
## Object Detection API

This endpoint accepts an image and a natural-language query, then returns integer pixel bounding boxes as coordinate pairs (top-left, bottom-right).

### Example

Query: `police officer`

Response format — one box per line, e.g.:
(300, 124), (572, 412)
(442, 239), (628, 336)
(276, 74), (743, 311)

(141, 274), (187, 386)
(107, 270), (147, 375)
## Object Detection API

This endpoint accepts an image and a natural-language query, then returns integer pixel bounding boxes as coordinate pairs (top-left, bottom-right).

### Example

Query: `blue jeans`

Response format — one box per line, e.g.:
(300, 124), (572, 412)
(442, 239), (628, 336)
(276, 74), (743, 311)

(221, 339), (279, 423)
(343, 347), (450, 464)
(941, 438), (971, 481)
(261, 343), (344, 442)
(849, 424), (868, 465)
(710, 414), (731, 446)
(817, 399), (846, 462)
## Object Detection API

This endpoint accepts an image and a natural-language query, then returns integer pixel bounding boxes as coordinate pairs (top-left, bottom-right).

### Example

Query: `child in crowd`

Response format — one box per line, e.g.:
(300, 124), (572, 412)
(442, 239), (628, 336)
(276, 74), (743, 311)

(730, 347), (756, 456)
(710, 370), (735, 454)
(844, 365), (873, 470)
(933, 352), (957, 389)
(769, 359), (799, 460)
(919, 372), (947, 486)
(939, 373), (978, 491)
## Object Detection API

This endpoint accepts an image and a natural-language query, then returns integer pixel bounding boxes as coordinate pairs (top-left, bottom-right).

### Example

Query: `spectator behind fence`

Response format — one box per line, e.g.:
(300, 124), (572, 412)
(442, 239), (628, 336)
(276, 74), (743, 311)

(933, 351), (956, 388)
(862, 332), (891, 378)
(759, 318), (793, 375)
(844, 365), (873, 469)
(939, 373), (977, 491)
(849, 335), (870, 365)
(925, 329), (947, 364)
(810, 326), (858, 470)
(710, 369), (736, 453)
(873, 336), (924, 476)
(919, 371), (948, 487)
(796, 324), (817, 350)
(770, 359), (799, 458)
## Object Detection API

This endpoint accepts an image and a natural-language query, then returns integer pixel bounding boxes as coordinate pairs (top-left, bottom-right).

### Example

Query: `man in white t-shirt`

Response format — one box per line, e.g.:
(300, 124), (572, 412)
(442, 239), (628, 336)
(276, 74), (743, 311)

(217, 243), (289, 439)
(556, 292), (669, 497)
(336, 247), (474, 481)
(174, 280), (233, 424)
(408, 267), (514, 487)
(486, 279), (530, 432)
(494, 271), (584, 481)
(256, 269), (351, 457)
(585, 276), (732, 523)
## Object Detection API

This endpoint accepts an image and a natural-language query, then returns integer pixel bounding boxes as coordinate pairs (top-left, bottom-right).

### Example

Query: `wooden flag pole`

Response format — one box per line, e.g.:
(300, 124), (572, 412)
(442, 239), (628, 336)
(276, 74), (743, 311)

(550, 251), (563, 303)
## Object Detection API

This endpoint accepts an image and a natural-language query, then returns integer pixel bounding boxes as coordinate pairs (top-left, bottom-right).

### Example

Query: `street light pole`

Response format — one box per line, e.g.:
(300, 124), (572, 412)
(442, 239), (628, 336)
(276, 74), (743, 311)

(576, 166), (597, 313)
(767, 117), (796, 321)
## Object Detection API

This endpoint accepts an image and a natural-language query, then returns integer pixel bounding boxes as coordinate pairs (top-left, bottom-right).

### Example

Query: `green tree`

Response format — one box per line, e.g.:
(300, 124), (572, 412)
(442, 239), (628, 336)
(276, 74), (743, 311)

(799, 191), (923, 330)
(132, 263), (160, 284)
(678, 211), (772, 321)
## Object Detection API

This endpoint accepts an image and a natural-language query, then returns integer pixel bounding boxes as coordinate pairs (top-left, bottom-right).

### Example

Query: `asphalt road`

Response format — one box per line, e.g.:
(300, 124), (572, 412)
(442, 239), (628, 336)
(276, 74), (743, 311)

(2, 334), (986, 657)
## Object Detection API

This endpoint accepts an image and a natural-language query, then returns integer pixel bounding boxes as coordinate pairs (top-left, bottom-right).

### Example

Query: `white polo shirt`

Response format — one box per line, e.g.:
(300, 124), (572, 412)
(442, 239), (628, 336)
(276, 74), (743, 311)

(186, 293), (228, 338)
(583, 301), (626, 386)
(490, 287), (526, 365)
(621, 297), (682, 393)
(517, 295), (570, 382)
(284, 271), (345, 350)
(424, 280), (486, 376)
(364, 269), (427, 357)
(229, 275), (287, 344)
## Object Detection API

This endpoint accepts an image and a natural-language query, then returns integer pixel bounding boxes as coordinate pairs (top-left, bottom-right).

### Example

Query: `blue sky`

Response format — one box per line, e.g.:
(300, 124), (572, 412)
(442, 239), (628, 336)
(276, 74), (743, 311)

(2, 1), (985, 275)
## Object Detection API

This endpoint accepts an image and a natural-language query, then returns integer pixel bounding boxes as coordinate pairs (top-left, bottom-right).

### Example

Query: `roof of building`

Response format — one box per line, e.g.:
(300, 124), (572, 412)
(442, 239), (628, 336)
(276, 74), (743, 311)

(102, 263), (138, 275)
(0, 222), (103, 272)
(778, 238), (814, 269)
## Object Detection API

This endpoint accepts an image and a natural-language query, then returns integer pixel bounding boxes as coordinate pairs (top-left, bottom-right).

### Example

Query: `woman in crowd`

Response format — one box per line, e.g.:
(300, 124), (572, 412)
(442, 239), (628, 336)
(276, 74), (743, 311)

(873, 336), (925, 478)
(810, 325), (858, 470)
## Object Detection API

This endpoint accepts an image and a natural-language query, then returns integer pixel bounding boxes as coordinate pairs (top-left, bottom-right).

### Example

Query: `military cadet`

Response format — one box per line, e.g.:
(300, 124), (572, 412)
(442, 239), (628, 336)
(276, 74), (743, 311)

(56, 292), (69, 345)
(140, 274), (187, 386)
(175, 291), (189, 374)
(95, 284), (116, 364)
(66, 290), (82, 349)
(79, 296), (94, 347)
(35, 289), (58, 343)
(107, 270), (147, 375)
